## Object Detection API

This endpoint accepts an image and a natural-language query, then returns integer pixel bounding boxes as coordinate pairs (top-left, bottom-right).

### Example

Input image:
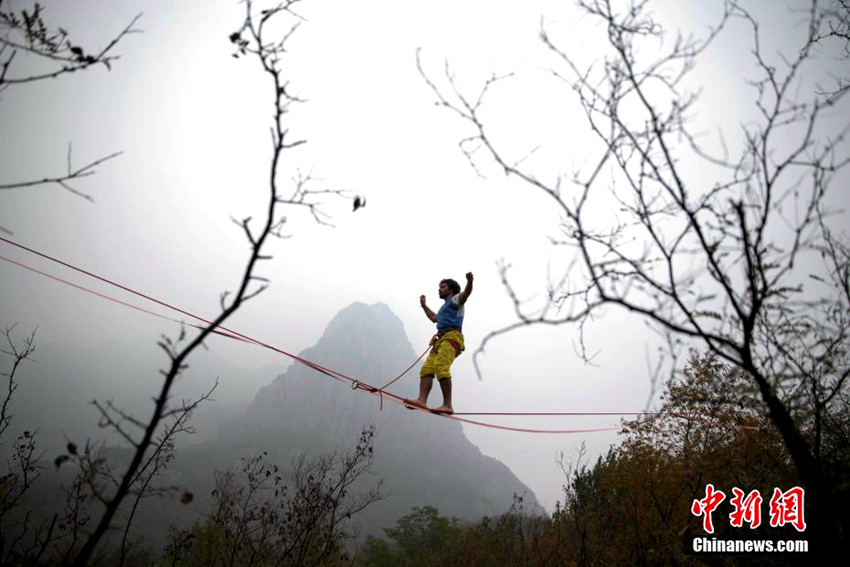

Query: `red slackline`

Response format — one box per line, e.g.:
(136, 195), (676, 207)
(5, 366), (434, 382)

(0, 235), (702, 434)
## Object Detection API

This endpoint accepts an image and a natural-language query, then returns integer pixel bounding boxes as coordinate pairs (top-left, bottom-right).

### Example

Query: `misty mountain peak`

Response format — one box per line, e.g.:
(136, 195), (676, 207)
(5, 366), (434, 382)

(191, 301), (539, 536)
(319, 302), (411, 353)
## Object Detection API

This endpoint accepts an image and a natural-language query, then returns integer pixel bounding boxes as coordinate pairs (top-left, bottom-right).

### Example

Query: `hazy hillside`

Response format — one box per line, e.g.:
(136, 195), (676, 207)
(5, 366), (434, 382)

(5, 337), (276, 457)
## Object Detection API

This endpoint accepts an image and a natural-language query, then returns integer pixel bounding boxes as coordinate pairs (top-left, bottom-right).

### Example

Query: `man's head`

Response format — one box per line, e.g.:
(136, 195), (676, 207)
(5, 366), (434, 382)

(439, 278), (460, 299)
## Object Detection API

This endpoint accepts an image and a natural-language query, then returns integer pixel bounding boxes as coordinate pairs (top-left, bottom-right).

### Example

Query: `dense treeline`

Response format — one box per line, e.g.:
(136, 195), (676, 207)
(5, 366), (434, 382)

(358, 354), (848, 565)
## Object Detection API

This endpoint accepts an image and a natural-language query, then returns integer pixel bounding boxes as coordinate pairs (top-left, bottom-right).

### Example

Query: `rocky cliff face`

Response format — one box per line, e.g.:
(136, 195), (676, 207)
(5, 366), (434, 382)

(203, 302), (539, 534)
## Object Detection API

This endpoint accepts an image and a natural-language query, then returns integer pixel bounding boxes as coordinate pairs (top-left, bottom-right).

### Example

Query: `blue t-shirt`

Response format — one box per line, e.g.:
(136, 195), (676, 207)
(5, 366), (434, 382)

(436, 294), (464, 334)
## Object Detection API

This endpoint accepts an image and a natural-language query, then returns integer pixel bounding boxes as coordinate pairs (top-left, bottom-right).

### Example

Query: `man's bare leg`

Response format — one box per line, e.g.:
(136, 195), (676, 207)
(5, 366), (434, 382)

(405, 376), (433, 409)
(418, 376), (433, 405)
(433, 378), (453, 414)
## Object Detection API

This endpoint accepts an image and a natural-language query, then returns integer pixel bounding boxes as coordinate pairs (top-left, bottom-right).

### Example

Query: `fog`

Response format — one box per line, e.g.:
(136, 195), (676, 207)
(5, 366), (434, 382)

(1, 0), (847, 515)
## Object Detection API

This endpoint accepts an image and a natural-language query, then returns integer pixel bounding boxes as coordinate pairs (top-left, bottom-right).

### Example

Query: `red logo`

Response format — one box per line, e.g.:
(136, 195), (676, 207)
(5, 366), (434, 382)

(692, 485), (806, 533)
(769, 487), (806, 532)
(729, 488), (763, 529)
(691, 484), (726, 534)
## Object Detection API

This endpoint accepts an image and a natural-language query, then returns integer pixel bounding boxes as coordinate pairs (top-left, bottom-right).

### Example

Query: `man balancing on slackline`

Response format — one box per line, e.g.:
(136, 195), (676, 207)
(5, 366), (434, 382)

(405, 272), (473, 415)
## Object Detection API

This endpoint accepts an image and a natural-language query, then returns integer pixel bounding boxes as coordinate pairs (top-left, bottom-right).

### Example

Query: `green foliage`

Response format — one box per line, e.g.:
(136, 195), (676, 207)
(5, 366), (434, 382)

(359, 497), (557, 567)
(384, 506), (461, 561)
(359, 536), (402, 567)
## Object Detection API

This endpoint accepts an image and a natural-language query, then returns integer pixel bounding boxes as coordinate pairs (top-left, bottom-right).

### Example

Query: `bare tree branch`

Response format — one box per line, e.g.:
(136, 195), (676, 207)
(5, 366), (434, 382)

(0, 3), (138, 233)
(0, 7), (141, 89)
(0, 325), (35, 439)
(421, 0), (850, 545)
(67, 2), (346, 563)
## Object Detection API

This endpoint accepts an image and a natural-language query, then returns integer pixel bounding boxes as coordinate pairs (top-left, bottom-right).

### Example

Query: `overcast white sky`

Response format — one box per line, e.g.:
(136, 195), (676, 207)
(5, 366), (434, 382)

(1, 0), (847, 512)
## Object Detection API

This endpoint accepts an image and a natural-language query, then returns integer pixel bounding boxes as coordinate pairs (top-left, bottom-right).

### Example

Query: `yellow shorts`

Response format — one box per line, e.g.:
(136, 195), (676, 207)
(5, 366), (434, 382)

(420, 330), (464, 381)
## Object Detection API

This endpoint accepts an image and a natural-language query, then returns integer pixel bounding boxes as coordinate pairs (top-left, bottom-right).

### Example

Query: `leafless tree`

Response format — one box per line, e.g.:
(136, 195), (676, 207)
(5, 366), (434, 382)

(0, 325), (44, 563)
(0, 2), (140, 233)
(167, 427), (382, 566)
(60, 0), (349, 564)
(114, 382), (216, 566)
(45, 382), (217, 565)
(807, 0), (850, 98)
(420, 0), (849, 547)
(0, 327), (92, 565)
(0, 325), (35, 439)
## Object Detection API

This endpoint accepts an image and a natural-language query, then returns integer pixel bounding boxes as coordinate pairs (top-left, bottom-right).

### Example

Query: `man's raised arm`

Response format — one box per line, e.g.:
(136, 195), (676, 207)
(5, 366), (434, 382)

(459, 272), (473, 305)
(420, 294), (438, 322)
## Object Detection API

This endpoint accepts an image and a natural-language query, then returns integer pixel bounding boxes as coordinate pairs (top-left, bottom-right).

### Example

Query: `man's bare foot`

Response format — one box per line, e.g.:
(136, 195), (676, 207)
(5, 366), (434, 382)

(404, 398), (428, 410)
(432, 405), (454, 415)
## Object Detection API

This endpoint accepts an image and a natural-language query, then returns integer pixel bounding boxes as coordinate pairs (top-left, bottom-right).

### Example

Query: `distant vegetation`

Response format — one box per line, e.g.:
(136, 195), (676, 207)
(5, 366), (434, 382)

(357, 354), (846, 565)
(9, 328), (840, 563)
